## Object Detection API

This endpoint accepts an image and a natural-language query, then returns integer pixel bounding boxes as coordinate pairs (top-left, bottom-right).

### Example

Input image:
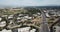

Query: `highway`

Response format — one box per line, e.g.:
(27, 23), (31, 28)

(36, 8), (50, 32)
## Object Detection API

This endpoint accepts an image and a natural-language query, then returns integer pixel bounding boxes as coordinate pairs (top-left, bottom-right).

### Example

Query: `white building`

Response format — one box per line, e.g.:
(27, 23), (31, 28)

(8, 15), (14, 19)
(0, 17), (2, 21)
(0, 21), (6, 27)
(54, 26), (60, 32)
(0, 29), (12, 32)
(30, 29), (36, 32)
(18, 27), (30, 32)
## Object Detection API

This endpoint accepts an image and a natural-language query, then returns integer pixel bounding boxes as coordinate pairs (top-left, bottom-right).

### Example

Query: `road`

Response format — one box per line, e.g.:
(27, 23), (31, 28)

(37, 8), (50, 32)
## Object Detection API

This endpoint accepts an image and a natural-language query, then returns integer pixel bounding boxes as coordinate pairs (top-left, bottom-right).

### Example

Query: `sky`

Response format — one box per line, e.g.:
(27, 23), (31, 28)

(0, 0), (60, 7)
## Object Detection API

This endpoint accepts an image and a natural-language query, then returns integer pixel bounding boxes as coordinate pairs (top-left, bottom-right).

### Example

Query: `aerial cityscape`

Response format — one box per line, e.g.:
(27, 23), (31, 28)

(0, 0), (60, 32)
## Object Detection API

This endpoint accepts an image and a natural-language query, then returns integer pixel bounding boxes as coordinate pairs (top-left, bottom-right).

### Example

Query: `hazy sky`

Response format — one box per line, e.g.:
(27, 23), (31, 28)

(0, 0), (60, 6)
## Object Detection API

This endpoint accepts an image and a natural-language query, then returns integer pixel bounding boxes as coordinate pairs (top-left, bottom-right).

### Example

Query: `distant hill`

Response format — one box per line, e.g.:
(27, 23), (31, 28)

(24, 6), (60, 9)
(0, 5), (60, 8)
